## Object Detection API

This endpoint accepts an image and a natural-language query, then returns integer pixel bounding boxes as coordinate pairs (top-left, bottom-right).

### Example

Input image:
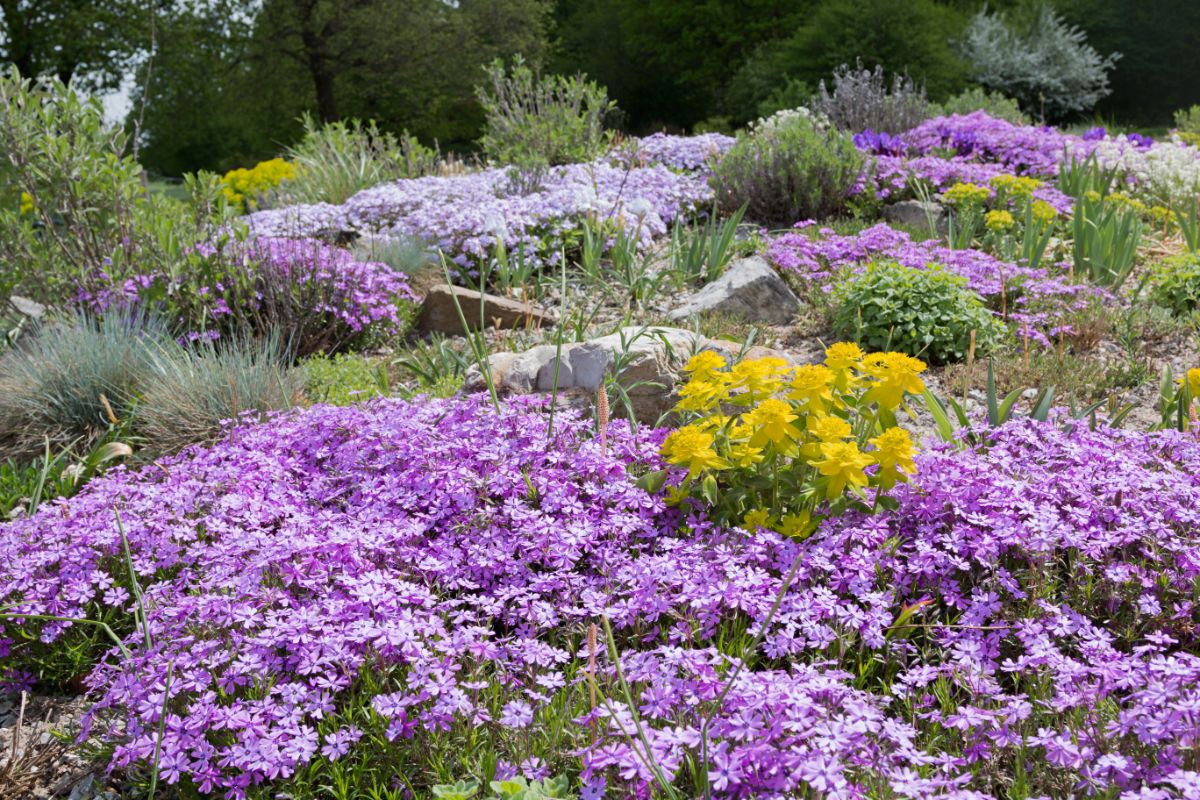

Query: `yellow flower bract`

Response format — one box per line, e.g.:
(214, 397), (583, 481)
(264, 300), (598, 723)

(660, 344), (926, 538)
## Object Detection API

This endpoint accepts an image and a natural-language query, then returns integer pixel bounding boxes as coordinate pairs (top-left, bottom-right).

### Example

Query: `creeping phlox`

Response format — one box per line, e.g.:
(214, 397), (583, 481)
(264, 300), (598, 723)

(660, 343), (923, 538)
(220, 157), (299, 211)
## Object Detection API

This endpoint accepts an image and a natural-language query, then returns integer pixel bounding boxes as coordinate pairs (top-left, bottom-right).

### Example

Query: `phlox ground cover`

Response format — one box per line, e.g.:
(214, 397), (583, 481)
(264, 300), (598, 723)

(2, 394), (1200, 798)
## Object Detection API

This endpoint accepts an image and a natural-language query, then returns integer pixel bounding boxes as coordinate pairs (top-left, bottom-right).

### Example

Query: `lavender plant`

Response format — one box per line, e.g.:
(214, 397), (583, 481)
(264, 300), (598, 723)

(477, 57), (615, 169)
(811, 60), (932, 134)
(710, 112), (862, 227)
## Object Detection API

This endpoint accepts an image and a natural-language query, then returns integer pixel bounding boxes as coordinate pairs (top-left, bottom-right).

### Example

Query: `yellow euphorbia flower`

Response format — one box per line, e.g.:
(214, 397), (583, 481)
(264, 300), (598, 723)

(786, 364), (834, 410)
(1030, 200), (1058, 224)
(861, 352), (927, 409)
(943, 182), (990, 206)
(729, 357), (788, 399)
(985, 209), (1014, 232)
(683, 350), (727, 380)
(812, 441), (874, 499)
(779, 511), (814, 539)
(800, 414), (853, 460)
(824, 342), (864, 372)
(742, 508), (774, 531)
(869, 427), (916, 488)
(728, 441), (765, 468)
(744, 398), (802, 448)
(661, 424), (729, 480)
(1179, 367), (1200, 398)
(18, 192), (33, 215)
(676, 375), (727, 413)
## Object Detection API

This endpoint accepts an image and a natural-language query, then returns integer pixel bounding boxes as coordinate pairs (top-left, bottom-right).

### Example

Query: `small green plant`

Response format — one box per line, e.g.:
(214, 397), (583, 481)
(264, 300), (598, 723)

(710, 112), (863, 227)
(302, 352), (390, 406)
(432, 775), (574, 800)
(832, 262), (1005, 365)
(1173, 105), (1200, 147)
(393, 334), (471, 397)
(476, 57), (614, 168)
(668, 204), (747, 288)
(280, 115), (440, 206)
(1149, 254), (1200, 317)
(1071, 190), (1143, 289)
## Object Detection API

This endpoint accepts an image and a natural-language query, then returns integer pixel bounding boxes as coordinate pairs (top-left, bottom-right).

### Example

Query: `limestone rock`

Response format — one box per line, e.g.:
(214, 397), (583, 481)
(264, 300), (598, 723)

(882, 200), (948, 234)
(668, 256), (800, 326)
(417, 284), (556, 335)
(464, 326), (794, 422)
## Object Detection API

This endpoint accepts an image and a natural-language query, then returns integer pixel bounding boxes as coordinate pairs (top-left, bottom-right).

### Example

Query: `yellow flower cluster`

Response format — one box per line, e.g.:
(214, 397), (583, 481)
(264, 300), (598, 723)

(989, 174), (1043, 199)
(1180, 367), (1200, 398)
(660, 344), (924, 538)
(1030, 199), (1058, 224)
(18, 192), (33, 215)
(943, 182), (990, 206)
(220, 158), (298, 210)
(984, 209), (1015, 232)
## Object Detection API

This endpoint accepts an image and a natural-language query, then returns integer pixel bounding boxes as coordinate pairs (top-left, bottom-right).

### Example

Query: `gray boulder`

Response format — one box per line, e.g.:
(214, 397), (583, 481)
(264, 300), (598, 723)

(668, 256), (800, 326)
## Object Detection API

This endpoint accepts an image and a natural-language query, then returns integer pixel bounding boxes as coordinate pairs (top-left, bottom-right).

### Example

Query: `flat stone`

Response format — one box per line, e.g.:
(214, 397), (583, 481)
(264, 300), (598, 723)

(9, 295), (45, 319)
(667, 256), (800, 326)
(417, 284), (557, 335)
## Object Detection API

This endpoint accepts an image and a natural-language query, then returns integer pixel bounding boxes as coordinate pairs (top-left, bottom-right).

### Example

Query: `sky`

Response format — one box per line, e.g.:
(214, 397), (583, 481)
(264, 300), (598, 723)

(100, 77), (134, 125)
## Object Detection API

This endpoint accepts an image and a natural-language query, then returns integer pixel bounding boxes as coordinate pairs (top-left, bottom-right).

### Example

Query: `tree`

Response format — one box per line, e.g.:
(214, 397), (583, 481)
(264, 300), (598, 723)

(0, 0), (158, 89)
(957, 2), (1120, 121)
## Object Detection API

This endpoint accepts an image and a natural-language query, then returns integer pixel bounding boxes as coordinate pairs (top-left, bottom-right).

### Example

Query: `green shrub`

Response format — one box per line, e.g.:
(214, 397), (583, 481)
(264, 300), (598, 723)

(0, 69), (231, 308)
(302, 352), (390, 406)
(811, 60), (932, 134)
(279, 115), (441, 206)
(832, 261), (1005, 364)
(1149, 254), (1200, 317)
(710, 112), (862, 227)
(1174, 105), (1200, 147)
(476, 57), (614, 168)
(139, 335), (302, 454)
(0, 310), (166, 457)
(934, 87), (1029, 124)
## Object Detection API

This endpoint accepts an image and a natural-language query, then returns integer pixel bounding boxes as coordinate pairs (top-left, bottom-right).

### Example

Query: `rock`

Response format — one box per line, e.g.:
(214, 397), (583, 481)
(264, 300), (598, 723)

(464, 326), (794, 422)
(883, 200), (948, 234)
(668, 256), (800, 326)
(417, 284), (556, 335)
(8, 295), (45, 320)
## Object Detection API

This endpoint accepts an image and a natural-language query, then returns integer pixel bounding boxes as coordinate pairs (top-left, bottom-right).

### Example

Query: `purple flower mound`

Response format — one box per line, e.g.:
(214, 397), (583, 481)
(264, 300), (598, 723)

(622, 132), (736, 172)
(3, 399), (1200, 798)
(766, 222), (1107, 346)
(80, 237), (416, 356)
(246, 161), (713, 270)
(905, 112), (1091, 177)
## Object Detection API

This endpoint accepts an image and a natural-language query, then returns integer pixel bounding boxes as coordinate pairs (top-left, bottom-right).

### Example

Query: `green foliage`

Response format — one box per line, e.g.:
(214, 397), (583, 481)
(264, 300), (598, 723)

(1174, 105), (1200, 134)
(668, 204), (747, 288)
(433, 775), (574, 800)
(0, 310), (166, 457)
(0, 437), (132, 520)
(833, 262), (1005, 365)
(302, 352), (390, 406)
(280, 116), (441, 206)
(0, 69), (233, 306)
(476, 57), (614, 168)
(138, 335), (302, 454)
(1149, 254), (1200, 317)
(957, 3), (1119, 121)
(1070, 191), (1143, 290)
(393, 335), (471, 397)
(710, 112), (862, 228)
(933, 87), (1030, 124)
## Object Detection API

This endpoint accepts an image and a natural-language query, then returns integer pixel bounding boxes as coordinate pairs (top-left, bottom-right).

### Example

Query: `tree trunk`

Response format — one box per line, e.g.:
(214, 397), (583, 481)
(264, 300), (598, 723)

(310, 60), (337, 121)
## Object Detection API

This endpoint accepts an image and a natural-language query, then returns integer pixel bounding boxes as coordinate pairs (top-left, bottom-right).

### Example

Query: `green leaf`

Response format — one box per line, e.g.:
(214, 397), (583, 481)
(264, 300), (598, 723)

(1031, 385), (1056, 422)
(635, 469), (669, 494)
(920, 388), (957, 444)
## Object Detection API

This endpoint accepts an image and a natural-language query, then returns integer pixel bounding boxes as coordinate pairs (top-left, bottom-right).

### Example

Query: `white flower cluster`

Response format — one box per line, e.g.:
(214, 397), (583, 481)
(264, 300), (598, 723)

(1088, 137), (1200, 206)
(749, 106), (832, 136)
